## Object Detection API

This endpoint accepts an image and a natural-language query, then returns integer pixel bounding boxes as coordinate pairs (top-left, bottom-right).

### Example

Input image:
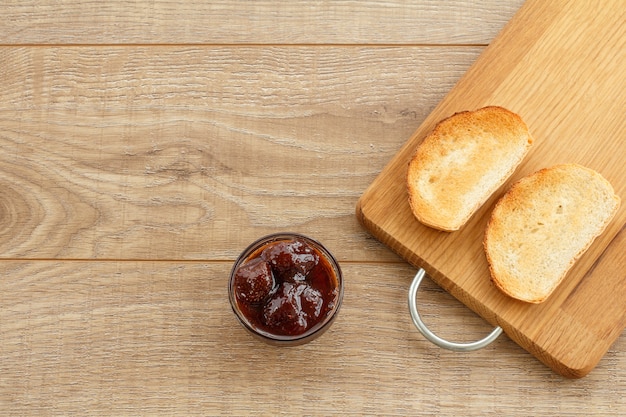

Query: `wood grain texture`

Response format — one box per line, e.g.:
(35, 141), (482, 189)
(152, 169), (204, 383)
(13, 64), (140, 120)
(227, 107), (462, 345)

(1, 0), (625, 414)
(357, 0), (626, 378)
(1, 1), (524, 45)
(0, 46), (480, 260)
(1, 261), (625, 416)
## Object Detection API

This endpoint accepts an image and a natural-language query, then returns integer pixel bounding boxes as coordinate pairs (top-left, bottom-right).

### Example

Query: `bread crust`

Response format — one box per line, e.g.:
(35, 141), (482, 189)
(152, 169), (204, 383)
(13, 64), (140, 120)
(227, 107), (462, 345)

(484, 164), (620, 303)
(406, 106), (533, 231)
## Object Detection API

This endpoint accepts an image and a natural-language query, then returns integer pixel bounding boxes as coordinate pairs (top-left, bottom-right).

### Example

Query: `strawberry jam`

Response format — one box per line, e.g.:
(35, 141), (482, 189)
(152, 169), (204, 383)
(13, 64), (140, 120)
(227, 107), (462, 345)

(229, 234), (342, 344)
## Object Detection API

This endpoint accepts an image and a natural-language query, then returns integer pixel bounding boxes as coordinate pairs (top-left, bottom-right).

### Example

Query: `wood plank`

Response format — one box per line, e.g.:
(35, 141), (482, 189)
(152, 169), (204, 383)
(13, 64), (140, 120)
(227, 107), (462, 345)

(0, 1), (524, 45)
(356, 0), (626, 377)
(1, 260), (624, 415)
(0, 46), (481, 260)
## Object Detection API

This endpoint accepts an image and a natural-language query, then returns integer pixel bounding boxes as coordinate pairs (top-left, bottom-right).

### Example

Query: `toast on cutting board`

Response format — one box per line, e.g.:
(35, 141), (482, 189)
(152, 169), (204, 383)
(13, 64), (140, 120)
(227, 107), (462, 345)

(406, 106), (533, 231)
(484, 163), (620, 303)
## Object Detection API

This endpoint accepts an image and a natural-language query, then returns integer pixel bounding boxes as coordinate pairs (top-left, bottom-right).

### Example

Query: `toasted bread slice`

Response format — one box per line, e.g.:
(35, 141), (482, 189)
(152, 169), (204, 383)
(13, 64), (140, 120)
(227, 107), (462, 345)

(406, 106), (533, 231)
(484, 164), (620, 303)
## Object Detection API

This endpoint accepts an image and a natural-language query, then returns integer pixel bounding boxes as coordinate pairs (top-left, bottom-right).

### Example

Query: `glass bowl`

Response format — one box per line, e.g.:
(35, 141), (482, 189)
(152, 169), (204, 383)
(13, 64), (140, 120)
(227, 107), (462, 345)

(229, 233), (343, 346)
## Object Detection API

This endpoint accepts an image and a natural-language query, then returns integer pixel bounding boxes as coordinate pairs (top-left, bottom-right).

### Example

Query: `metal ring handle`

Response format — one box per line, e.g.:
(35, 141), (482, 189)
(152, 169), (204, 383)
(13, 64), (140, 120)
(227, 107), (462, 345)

(408, 268), (502, 352)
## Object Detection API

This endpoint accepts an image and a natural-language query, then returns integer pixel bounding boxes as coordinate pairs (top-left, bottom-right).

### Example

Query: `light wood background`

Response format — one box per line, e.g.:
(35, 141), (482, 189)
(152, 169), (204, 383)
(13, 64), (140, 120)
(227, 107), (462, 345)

(1, 1), (624, 415)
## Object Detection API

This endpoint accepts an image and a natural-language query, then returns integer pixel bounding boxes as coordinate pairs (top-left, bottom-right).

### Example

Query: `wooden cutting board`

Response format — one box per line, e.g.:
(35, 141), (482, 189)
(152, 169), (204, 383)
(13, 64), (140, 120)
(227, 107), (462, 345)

(356, 0), (625, 378)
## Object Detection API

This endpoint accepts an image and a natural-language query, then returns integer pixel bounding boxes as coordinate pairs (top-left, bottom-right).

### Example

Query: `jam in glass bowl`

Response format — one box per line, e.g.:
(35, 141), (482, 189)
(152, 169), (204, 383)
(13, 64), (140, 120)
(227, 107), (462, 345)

(229, 233), (343, 345)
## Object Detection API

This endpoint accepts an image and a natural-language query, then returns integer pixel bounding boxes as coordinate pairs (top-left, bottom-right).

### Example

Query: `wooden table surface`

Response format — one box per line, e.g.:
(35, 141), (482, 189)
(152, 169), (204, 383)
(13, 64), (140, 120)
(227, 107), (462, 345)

(1, 1), (624, 415)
